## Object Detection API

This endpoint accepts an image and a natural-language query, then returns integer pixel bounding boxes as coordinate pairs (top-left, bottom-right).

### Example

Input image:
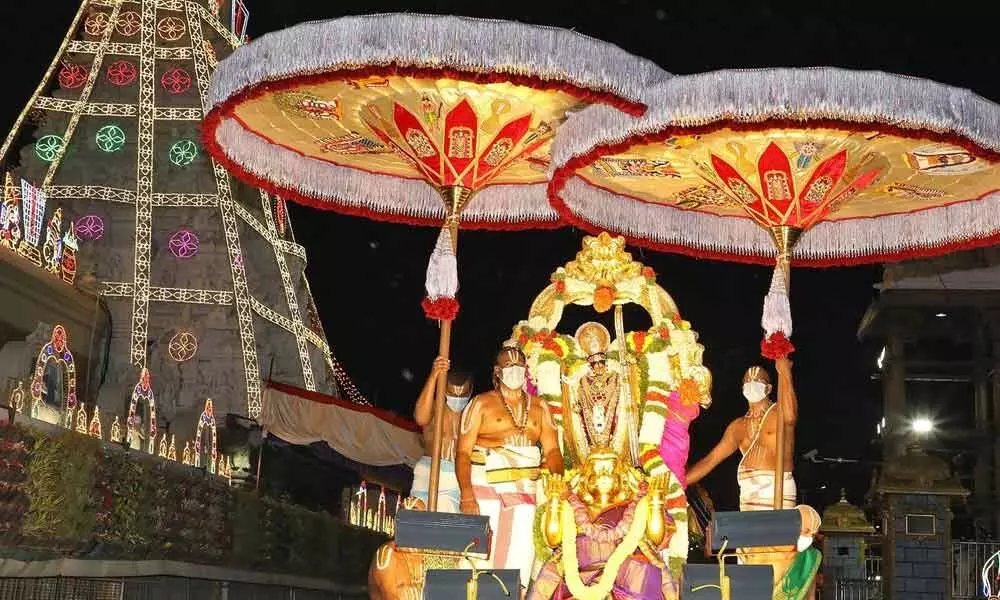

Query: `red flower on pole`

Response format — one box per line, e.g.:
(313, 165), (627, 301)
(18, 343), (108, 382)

(761, 331), (795, 360)
(421, 297), (459, 321)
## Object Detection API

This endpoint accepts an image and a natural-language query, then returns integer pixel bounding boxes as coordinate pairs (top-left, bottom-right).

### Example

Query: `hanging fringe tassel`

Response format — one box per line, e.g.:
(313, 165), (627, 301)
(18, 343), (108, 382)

(421, 225), (459, 321)
(760, 263), (795, 359)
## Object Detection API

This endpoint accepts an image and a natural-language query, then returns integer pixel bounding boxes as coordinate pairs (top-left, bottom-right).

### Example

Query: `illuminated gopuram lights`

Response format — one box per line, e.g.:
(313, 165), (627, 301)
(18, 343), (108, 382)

(0, 0), (367, 431)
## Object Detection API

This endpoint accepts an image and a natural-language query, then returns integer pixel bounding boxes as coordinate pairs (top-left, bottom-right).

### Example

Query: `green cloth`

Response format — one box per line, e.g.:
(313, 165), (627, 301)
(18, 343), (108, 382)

(773, 548), (821, 600)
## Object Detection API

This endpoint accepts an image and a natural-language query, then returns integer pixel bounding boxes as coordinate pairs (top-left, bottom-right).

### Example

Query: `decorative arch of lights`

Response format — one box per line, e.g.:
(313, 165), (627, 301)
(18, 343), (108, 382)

(29, 325), (77, 427)
(127, 367), (157, 452)
(194, 398), (218, 473)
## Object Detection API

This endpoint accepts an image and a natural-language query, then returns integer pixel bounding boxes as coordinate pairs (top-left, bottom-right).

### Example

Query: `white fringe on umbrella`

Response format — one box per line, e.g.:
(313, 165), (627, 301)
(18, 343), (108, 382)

(425, 226), (458, 301)
(214, 119), (560, 227)
(760, 265), (791, 339)
(208, 13), (669, 110)
(551, 67), (1000, 264)
(557, 163), (1000, 264)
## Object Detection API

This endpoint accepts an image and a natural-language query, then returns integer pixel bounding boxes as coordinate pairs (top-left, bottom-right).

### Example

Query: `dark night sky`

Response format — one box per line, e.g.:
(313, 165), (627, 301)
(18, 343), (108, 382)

(7, 0), (1000, 509)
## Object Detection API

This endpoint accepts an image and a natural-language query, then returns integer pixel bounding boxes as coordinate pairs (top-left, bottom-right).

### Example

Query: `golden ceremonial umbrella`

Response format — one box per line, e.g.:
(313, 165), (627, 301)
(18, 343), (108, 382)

(203, 13), (668, 510)
(551, 67), (1000, 508)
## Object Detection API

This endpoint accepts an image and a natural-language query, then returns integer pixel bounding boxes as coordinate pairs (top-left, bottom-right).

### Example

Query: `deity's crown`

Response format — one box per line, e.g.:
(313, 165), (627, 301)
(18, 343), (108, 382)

(575, 321), (611, 359)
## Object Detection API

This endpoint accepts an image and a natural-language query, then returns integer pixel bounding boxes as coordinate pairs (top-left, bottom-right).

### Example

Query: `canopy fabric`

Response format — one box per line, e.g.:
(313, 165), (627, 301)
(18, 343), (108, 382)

(550, 67), (1000, 266)
(261, 382), (423, 468)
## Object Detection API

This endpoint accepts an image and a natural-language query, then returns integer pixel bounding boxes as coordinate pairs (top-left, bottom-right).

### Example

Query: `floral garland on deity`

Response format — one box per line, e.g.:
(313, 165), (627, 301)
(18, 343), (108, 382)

(560, 494), (652, 600)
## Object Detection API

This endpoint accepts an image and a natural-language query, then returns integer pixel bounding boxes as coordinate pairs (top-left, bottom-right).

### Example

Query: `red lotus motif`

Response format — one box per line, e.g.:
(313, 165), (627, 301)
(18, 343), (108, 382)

(709, 142), (882, 229)
(363, 98), (545, 190)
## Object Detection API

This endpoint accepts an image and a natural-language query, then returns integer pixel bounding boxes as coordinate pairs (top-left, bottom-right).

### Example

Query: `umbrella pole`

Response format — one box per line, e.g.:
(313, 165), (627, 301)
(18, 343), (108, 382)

(426, 186), (471, 512)
(768, 225), (801, 512)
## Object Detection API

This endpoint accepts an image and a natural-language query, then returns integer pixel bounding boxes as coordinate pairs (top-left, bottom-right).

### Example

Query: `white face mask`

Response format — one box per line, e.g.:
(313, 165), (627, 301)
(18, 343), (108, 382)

(743, 381), (767, 403)
(500, 366), (526, 390)
(445, 394), (471, 413)
(797, 535), (814, 552)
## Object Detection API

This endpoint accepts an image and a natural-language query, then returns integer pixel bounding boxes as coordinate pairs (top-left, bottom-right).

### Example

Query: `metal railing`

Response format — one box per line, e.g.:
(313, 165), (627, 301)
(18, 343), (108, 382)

(0, 576), (367, 600)
(954, 540), (1000, 599)
(833, 578), (882, 600)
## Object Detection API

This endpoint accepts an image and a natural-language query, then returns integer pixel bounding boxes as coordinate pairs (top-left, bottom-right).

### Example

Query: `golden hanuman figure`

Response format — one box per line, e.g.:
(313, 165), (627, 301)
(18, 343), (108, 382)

(562, 322), (639, 467)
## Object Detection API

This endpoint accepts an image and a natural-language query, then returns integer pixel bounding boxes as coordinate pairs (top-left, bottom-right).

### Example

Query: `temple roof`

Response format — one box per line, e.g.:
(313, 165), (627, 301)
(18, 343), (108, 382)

(821, 489), (873, 534)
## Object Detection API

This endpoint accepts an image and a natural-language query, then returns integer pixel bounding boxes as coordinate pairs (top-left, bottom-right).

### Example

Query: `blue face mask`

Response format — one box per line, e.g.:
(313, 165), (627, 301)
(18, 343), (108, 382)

(446, 394), (471, 413)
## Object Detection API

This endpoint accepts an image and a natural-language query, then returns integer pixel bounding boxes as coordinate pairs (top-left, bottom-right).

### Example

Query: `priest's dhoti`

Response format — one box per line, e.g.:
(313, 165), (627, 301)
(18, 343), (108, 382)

(410, 455), (461, 513)
(738, 468), (796, 512)
(737, 468), (799, 585)
(471, 445), (541, 588)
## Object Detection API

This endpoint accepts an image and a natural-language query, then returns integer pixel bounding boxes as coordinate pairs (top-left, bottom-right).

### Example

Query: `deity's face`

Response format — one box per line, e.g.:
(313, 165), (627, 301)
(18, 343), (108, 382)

(589, 357), (607, 375)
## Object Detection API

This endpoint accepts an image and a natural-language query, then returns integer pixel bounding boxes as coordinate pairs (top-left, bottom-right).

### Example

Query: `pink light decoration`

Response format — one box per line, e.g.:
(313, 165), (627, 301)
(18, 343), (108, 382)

(168, 228), (199, 259)
(161, 68), (192, 95)
(75, 215), (104, 240)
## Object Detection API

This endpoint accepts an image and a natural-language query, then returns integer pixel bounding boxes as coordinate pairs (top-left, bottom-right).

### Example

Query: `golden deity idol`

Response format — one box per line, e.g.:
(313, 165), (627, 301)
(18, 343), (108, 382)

(561, 322), (640, 468)
(528, 448), (679, 600)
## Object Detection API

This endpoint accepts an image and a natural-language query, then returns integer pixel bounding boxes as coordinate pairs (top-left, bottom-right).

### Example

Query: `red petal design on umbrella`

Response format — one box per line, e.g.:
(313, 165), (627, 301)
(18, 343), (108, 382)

(443, 98), (478, 186)
(796, 149), (847, 225)
(710, 153), (763, 215)
(476, 113), (533, 186)
(393, 102), (443, 184)
(757, 142), (795, 223)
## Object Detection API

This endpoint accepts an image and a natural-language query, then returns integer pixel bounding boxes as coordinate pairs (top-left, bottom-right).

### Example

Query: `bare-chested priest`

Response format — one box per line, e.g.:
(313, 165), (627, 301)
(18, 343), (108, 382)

(686, 357), (797, 510)
(457, 344), (563, 589)
(410, 356), (473, 513)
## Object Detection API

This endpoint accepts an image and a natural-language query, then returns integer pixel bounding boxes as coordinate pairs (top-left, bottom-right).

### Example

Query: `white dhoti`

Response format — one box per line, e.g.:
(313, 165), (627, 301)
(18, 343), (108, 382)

(738, 468), (796, 512)
(410, 455), (461, 514)
(471, 445), (541, 588)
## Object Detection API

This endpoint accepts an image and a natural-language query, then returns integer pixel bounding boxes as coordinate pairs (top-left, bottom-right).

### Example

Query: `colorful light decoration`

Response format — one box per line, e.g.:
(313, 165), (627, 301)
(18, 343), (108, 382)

(29, 325), (77, 427)
(182, 441), (193, 466)
(167, 331), (198, 362)
(88, 405), (103, 439)
(167, 228), (199, 259)
(75, 215), (104, 240)
(156, 17), (186, 42)
(983, 549), (1000, 599)
(75, 404), (88, 433)
(106, 60), (137, 87)
(161, 68), (192, 95)
(8, 381), (25, 414)
(274, 197), (287, 235)
(95, 125), (126, 153)
(34, 135), (64, 163)
(168, 140), (198, 166)
(110, 416), (123, 443)
(194, 398), (218, 473)
(231, 0), (249, 43)
(346, 481), (399, 535)
(58, 64), (88, 90)
(115, 11), (141, 37)
(83, 12), (109, 37)
(167, 435), (177, 461)
(126, 368), (156, 451)
(17, 179), (45, 266)
(158, 433), (168, 458)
